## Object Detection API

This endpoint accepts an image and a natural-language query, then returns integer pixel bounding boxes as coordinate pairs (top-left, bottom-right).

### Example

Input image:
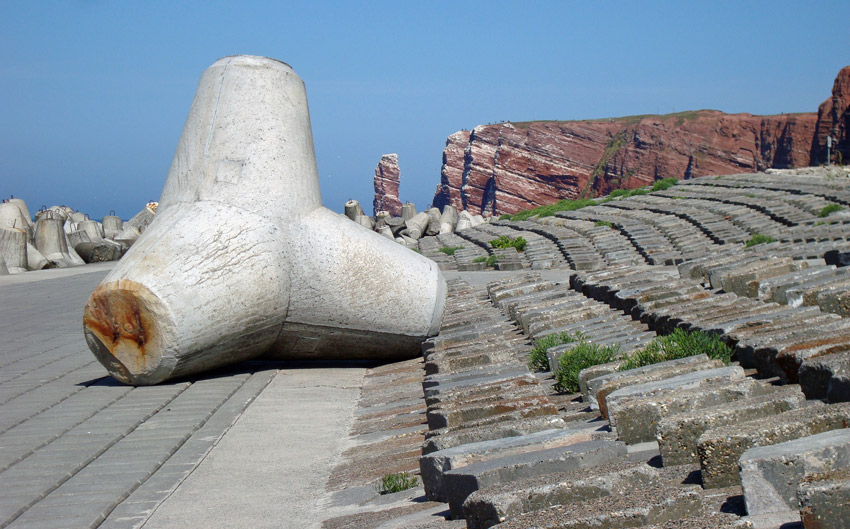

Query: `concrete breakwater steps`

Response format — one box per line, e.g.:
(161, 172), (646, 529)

(324, 265), (849, 528)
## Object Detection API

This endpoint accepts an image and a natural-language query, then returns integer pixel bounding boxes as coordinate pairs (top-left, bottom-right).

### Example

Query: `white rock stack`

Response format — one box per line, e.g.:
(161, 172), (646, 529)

(83, 55), (446, 385)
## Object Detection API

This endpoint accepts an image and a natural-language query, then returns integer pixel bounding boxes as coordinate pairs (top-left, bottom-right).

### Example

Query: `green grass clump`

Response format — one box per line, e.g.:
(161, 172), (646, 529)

(490, 235), (527, 252)
(473, 255), (500, 267)
(651, 177), (679, 192)
(375, 472), (419, 494)
(818, 203), (844, 217)
(555, 340), (620, 393)
(511, 198), (598, 221)
(594, 220), (613, 228)
(745, 233), (777, 247)
(438, 246), (464, 256)
(528, 331), (584, 371)
(499, 214), (512, 220)
(618, 329), (732, 372)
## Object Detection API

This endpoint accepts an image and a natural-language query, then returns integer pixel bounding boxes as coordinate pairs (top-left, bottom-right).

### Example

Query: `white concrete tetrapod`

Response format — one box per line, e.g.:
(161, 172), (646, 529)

(78, 219), (104, 241)
(404, 211), (430, 240)
(8, 199), (32, 227)
(344, 200), (364, 221)
(401, 202), (417, 221)
(0, 227), (27, 273)
(425, 207), (441, 236)
(0, 202), (32, 242)
(34, 214), (76, 267)
(102, 215), (123, 239)
(83, 55), (446, 385)
(439, 205), (458, 232)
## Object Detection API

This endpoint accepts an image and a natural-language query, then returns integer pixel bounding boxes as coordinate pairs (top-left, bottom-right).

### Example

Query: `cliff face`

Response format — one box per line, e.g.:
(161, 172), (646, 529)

(373, 153), (402, 216)
(432, 111), (818, 216)
(812, 66), (850, 165)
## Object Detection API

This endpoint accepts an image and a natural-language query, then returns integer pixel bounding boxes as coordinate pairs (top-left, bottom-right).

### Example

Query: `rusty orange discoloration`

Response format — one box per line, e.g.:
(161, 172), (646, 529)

(83, 280), (157, 372)
(781, 334), (850, 353)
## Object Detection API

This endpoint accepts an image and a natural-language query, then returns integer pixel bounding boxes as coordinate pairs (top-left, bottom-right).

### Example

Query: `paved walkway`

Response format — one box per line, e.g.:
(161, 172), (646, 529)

(0, 266), (368, 529)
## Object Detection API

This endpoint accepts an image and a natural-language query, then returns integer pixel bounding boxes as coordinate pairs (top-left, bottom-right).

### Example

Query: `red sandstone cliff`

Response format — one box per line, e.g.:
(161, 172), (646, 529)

(373, 153), (402, 216)
(432, 67), (850, 216)
(812, 66), (850, 166)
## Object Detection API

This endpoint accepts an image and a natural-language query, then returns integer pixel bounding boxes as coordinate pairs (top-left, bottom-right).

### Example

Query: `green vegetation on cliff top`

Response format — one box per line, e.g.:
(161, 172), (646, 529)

(508, 109), (717, 130)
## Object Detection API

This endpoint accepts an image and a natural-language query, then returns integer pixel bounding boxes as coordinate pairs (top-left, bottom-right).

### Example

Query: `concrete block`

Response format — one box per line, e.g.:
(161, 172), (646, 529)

(82, 56), (446, 385)
(613, 372), (759, 445)
(426, 394), (559, 431)
(740, 429), (850, 515)
(797, 469), (850, 529)
(462, 461), (656, 529)
(443, 440), (626, 518)
(422, 415), (568, 454)
(420, 427), (600, 502)
(799, 350), (850, 401)
(697, 402), (850, 488)
(491, 485), (701, 529)
(657, 384), (805, 466)
(592, 354), (722, 419)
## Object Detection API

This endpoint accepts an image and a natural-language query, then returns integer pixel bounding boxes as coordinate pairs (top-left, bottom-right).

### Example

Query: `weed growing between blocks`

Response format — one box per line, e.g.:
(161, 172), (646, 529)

(618, 328), (732, 371)
(745, 233), (777, 247)
(375, 472), (419, 494)
(490, 235), (527, 252)
(818, 203), (843, 217)
(438, 246), (464, 256)
(529, 328), (733, 394)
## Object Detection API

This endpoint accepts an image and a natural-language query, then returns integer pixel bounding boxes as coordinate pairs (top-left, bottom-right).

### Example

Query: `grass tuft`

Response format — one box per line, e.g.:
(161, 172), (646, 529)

(819, 203), (843, 217)
(376, 472), (419, 494)
(554, 340), (620, 393)
(745, 233), (777, 248)
(490, 235), (527, 252)
(438, 246), (464, 256)
(618, 329), (732, 372)
(594, 220), (613, 228)
(651, 177), (679, 192)
(528, 331), (583, 371)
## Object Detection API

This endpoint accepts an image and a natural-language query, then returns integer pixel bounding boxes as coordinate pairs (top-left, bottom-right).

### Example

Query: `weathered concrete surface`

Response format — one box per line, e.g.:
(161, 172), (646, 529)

(83, 56), (447, 385)
(443, 440), (626, 518)
(739, 428), (850, 516)
(142, 365), (366, 529)
(697, 402), (850, 488)
(797, 468), (850, 529)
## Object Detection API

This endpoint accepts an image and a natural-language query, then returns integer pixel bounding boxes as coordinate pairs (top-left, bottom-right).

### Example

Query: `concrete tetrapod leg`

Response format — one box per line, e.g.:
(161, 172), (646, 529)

(83, 55), (446, 385)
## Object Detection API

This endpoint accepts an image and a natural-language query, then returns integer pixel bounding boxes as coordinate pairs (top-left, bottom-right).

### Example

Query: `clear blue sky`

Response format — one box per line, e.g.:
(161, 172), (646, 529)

(2, 1), (848, 219)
